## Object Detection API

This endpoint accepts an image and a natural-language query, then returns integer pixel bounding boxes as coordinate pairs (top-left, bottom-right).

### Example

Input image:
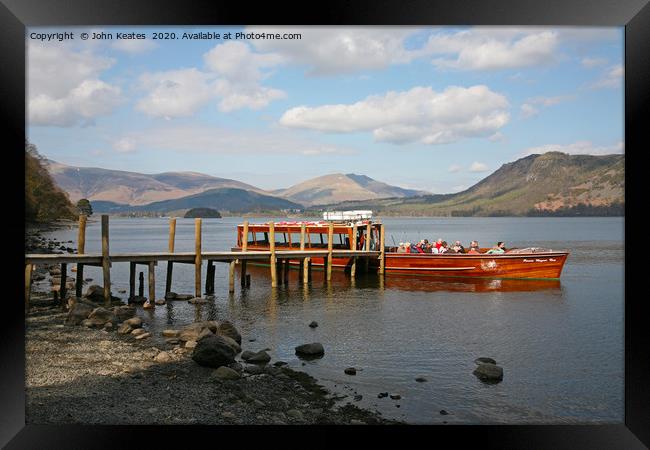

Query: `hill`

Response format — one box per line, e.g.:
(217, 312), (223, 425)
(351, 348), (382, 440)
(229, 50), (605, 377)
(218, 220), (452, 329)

(275, 173), (427, 206)
(25, 143), (77, 223)
(184, 208), (222, 218)
(311, 152), (624, 216)
(45, 161), (265, 206)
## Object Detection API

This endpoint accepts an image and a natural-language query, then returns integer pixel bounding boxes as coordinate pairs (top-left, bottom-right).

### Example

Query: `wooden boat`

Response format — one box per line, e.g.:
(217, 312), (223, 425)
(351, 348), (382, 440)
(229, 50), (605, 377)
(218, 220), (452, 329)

(234, 212), (569, 280)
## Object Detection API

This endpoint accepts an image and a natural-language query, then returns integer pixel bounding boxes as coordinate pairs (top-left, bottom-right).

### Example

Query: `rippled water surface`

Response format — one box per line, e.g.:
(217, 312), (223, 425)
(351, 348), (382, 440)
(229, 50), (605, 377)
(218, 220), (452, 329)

(40, 217), (624, 424)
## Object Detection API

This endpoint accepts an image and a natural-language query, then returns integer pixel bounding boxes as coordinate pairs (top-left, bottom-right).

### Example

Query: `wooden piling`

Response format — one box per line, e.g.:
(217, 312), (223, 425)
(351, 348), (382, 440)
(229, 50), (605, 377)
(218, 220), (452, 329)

(327, 222), (334, 281)
(139, 271), (144, 298)
(283, 258), (290, 285)
(101, 215), (111, 306)
(206, 260), (214, 294)
(75, 214), (87, 298)
(379, 223), (386, 275)
(60, 263), (67, 305)
(351, 224), (357, 277)
(25, 264), (33, 311)
(300, 224), (310, 284)
(241, 220), (249, 288)
(165, 217), (176, 295)
(364, 222), (372, 273)
(148, 261), (155, 306)
(269, 222), (277, 287)
(129, 262), (136, 300)
(229, 261), (235, 293)
(194, 218), (202, 298)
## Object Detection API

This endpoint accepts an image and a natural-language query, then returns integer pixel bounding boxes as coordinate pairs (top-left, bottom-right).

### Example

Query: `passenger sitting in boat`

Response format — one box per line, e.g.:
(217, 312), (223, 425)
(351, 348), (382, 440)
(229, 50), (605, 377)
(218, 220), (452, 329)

(451, 240), (465, 253)
(434, 238), (443, 251)
(397, 242), (407, 253)
(467, 241), (480, 254)
(486, 241), (506, 254)
(414, 241), (426, 254)
(438, 241), (450, 253)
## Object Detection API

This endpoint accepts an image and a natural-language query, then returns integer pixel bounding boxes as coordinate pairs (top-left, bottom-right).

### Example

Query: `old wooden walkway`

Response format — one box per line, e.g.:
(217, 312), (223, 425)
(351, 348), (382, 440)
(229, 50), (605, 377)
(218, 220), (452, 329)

(24, 215), (383, 310)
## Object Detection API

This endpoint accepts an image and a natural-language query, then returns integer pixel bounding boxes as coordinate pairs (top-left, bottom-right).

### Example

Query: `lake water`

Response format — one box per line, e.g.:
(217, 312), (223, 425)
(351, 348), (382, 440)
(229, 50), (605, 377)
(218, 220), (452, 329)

(37, 216), (624, 424)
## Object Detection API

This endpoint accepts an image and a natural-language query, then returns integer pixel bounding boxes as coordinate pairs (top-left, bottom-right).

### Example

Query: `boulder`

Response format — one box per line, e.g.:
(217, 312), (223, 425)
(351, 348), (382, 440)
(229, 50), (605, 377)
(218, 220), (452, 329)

(65, 303), (93, 325)
(155, 299), (166, 305)
(154, 351), (172, 363)
(188, 297), (208, 304)
(135, 332), (151, 340)
(174, 293), (194, 301)
(473, 364), (503, 382)
(131, 328), (147, 336)
(179, 323), (207, 342)
(88, 307), (116, 324)
(118, 323), (133, 335)
(191, 335), (237, 368)
(212, 366), (241, 380)
(124, 317), (143, 328)
(81, 317), (107, 328)
(162, 329), (181, 338)
(219, 335), (241, 354)
(129, 295), (147, 304)
(216, 321), (241, 345)
(112, 305), (136, 322)
(295, 343), (324, 357)
(344, 367), (357, 375)
(198, 327), (214, 341)
(240, 350), (255, 361)
(247, 351), (271, 364)
(164, 292), (178, 300)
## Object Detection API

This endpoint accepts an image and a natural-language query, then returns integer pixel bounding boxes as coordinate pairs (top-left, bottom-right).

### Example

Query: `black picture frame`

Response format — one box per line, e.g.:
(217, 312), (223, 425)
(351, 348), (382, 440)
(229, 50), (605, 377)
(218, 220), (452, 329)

(1, 0), (647, 447)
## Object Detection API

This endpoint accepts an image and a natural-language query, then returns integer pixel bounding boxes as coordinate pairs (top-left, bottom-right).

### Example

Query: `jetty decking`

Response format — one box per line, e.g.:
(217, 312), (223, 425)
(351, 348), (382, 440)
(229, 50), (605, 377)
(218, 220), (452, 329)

(24, 215), (383, 310)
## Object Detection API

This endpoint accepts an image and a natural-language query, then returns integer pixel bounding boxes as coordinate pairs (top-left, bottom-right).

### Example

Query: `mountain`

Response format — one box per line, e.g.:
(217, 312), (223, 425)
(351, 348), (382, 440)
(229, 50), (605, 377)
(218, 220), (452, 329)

(130, 188), (302, 213)
(311, 153), (624, 216)
(45, 160), (265, 206)
(275, 173), (427, 206)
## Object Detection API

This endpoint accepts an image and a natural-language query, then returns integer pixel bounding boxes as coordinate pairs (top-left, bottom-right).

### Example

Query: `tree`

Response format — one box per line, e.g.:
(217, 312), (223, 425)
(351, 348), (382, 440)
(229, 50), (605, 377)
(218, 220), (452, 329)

(77, 198), (93, 216)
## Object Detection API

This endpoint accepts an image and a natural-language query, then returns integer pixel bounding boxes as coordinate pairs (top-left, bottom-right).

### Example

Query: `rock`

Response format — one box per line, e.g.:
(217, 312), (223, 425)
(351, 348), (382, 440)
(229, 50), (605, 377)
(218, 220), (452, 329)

(117, 289), (126, 293)
(247, 351), (271, 364)
(415, 376), (428, 382)
(229, 362), (243, 373)
(124, 317), (143, 328)
(244, 365), (265, 375)
(353, 394), (363, 401)
(191, 335), (236, 368)
(165, 338), (180, 345)
(179, 323), (209, 342)
(117, 323), (133, 335)
(273, 361), (288, 367)
(212, 366), (241, 380)
(219, 335), (241, 354)
(129, 295), (147, 304)
(188, 297), (208, 304)
(390, 394), (401, 400)
(88, 307), (116, 323)
(112, 305), (135, 322)
(83, 285), (106, 301)
(162, 329), (181, 338)
(265, 366), (281, 376)
(474, 357), (497, 365)
(240, 350), (255, 361)
(103, 322), (113, 331)
(440, 410), (449, 415)
(135, 332), (151, 340)
(81, 317), (106, 328)
(174, 293), (194, 300)
(154, 351), (172, 363)
(164, 292), (178, 300)
(185, 340), (197, 349)
(309, 321), (318, 328)
(216, 321), (241, 345)
(473, 364), (504, 382)
(344, 367), (357, 375)
(286, 409), (303, 421)
(131, 328), (147, 336)
(155, 299), (166, 305)
(65, 302), (93, 325)
(197, 327), (214, 341)
(295, 343), (324, 357)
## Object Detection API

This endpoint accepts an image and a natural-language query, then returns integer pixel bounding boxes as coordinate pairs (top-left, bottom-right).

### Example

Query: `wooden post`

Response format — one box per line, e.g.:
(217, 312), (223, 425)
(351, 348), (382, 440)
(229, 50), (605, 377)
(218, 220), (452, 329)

(364, 222), (372, 273)
(229, 261), (235, 293)
(139, 271), (144, 298)
(241, 220), (249, 288)
(327, 222), (334, 281)
(205, 260), (214, 294)
(351, 224), (357, 277)
(283, 259), (290, 285)
(165, 217), (176, 295)
(379, 223), (386, 275)
(269, 222), (277, 287)
(300, 224), (308, 284)
(194, 218), (202, 298)
(75, 214), (87, 298)
(101, 215), (111, 306)
(129, 262), (136, 300)
(147, 261), (155, 307)
(60, 263), (67, 305)
(25, 264), (33, 311)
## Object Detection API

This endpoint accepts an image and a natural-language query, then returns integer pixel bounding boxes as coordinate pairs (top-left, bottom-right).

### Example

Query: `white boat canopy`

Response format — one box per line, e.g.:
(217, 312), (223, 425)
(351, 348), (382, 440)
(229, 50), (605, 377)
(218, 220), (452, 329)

(322, 210), (373, 221)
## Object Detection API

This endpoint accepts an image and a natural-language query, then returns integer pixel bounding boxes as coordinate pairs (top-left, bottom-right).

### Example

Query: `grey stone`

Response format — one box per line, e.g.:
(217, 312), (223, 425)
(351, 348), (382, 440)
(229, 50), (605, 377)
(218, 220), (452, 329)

(124, 317), (143, 328)
(191, 335), (236, 368)
(117, 323), (133, 335)
(295, 343), (324, 357)
(212, 366), (241, 380)
(162, 329), (180, 338)
(135, 332), (151, 340)
(344, 367), (357, 375)
(473, 363), (504, 382)
(241, 350), (255, 361)
(474, 357), (497, 365)
(415, 376), (428, 382)
(131, 328), (147, 336)
(216, 321), (242, 345)
(65, 303), (93, 325)
(154, 351), (172, 363)
(309, 321), (318, 328)
(247, 350), (271, 364)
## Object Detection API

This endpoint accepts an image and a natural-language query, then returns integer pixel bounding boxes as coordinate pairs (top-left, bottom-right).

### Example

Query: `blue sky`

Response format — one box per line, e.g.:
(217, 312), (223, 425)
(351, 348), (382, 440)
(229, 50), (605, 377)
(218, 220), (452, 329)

(27, 26), (623, 193)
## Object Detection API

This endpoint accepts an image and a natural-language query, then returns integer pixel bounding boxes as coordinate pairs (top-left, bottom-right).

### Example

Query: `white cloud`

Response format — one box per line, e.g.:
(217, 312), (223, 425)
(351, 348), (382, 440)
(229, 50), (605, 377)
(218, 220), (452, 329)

(111, 126), (356, 156)
(279, 85), (509, 145)
(448, 164), (463, 173)
(424, 28), (560, 71)
(28, 43), (123, 126)
(469, 161), (489, 172)
(520, 140), (624, 157)
(520, 94), (574, 118)
(581, 57), (608, 68)
(589, 64), (623, 89)
(247, 26), (420, 75)
(112, 39), (157, 54)
(520, 103), (539, 118)
(136, 41), (286, 118)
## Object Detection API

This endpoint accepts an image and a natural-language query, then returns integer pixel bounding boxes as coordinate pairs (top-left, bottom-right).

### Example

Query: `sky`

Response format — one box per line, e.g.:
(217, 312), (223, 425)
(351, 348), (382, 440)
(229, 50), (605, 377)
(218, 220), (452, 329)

(26, 26), (624, 193)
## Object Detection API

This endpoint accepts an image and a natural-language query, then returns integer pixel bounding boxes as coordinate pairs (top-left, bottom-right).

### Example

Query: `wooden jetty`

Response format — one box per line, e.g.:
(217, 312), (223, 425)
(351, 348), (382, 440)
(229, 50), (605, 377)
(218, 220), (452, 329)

(24, 215), (381, 311)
